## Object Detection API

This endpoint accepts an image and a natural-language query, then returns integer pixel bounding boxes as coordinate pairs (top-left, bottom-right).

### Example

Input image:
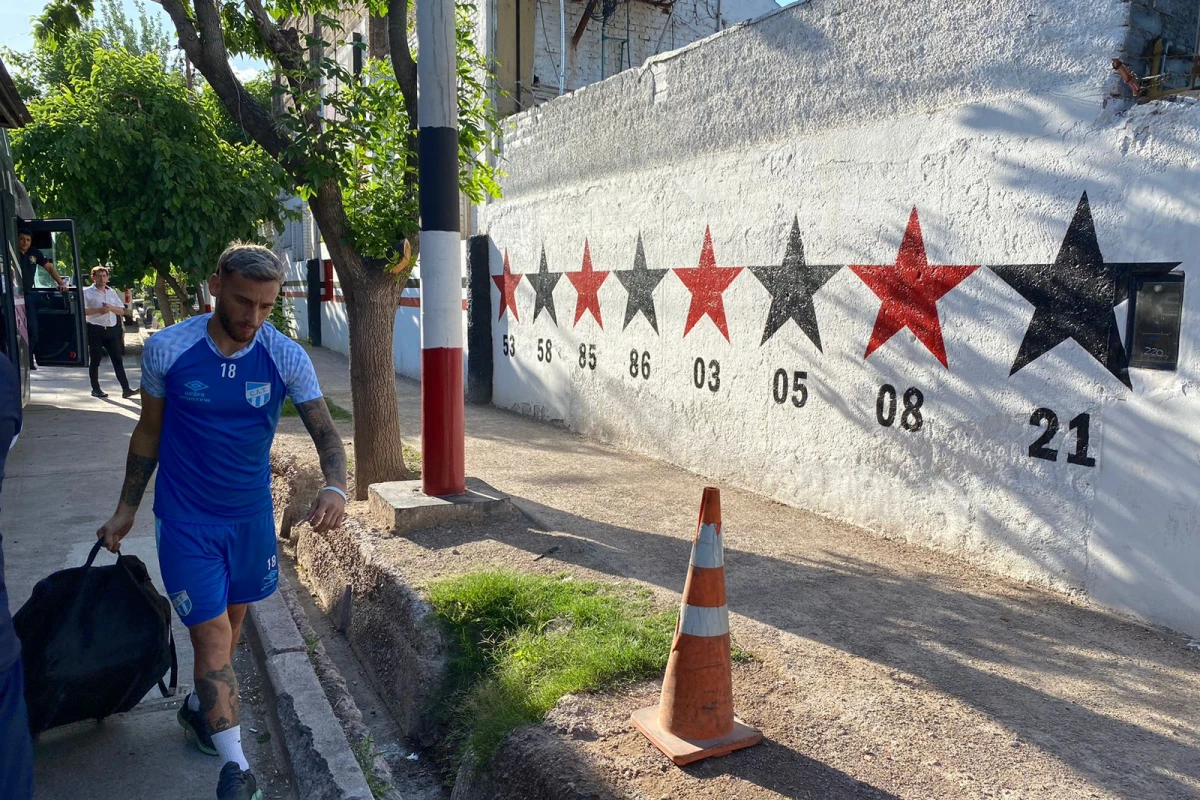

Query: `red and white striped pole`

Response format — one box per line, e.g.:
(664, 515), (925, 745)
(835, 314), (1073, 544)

(417, 0), (465, 496)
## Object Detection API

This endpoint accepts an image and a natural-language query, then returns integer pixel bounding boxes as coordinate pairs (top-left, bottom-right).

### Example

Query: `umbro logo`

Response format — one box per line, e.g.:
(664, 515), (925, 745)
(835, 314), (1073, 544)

(184, 381), (208, 392)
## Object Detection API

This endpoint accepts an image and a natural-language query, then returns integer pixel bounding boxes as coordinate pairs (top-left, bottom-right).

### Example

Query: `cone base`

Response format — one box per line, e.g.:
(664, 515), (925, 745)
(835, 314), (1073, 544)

(630, 705), (762, 766)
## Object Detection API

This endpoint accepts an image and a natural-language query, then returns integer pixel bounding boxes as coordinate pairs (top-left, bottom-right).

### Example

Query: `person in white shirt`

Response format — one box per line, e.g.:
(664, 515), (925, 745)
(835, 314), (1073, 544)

(83, 266), (136, 399)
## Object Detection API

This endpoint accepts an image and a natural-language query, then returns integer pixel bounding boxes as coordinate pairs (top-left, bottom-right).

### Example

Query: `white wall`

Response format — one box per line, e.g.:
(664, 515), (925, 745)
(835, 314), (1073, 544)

(481, 0), (1200, 636)
(297, 246), (469, 382)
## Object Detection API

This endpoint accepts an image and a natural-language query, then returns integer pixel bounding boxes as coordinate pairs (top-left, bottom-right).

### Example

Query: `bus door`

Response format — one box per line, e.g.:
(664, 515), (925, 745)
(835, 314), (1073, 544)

(0, 190), (29, 404)
(21, 219), (86, 367)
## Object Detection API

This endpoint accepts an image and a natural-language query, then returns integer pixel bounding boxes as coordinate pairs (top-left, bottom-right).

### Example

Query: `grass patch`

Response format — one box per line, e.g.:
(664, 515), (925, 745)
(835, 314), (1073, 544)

(428, 571), (677, 768)
(281, 396), (352, 421)
(350, 734), (389, 800)
(403, 443), (421, 478)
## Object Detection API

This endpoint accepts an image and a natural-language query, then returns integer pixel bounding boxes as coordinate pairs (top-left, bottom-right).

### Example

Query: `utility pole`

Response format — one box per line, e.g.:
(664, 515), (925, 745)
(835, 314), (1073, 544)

(417, 0), (466, 496)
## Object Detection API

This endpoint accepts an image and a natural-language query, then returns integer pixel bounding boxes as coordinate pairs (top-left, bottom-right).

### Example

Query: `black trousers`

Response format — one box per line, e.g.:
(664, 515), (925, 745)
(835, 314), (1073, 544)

(87, 323), (130, 393)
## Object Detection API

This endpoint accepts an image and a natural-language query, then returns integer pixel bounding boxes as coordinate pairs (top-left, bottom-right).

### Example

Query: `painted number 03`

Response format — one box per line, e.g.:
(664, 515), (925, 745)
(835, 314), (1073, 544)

(693, 358), (720, 392)
(1028, 409), (1095, 467)
(771, 369), (807, 407)
(876, 384), (924, 431)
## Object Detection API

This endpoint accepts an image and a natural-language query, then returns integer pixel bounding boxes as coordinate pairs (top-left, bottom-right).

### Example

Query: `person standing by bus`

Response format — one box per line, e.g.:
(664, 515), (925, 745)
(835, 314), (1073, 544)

(83, 266), (136, 399)
(17, 229), (68, 370)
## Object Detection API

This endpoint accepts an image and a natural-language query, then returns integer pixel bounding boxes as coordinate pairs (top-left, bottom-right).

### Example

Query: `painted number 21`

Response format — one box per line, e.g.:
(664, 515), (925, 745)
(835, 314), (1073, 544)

(1028, 409), (1095, 467)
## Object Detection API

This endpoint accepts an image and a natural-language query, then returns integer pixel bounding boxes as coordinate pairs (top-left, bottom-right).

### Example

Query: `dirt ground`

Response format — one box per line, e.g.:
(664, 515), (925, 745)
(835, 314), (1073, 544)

(271, 350), (1200, 800)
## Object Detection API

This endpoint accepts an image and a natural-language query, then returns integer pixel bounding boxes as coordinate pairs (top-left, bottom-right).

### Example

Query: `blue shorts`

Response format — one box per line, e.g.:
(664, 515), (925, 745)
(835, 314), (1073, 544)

(156, 512), (279, 627)
(0, 658), (33, 800)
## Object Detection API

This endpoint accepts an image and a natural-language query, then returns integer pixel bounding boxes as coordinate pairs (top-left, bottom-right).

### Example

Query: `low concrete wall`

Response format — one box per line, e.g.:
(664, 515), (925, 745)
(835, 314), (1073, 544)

(286, 246), (471, 382)
(272, 452), (448, 742)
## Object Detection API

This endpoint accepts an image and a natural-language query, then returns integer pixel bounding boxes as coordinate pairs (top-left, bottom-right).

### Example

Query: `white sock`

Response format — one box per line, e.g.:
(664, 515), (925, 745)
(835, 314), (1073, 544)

(212, 726), (250, 771)
(187, 691), (201, 713)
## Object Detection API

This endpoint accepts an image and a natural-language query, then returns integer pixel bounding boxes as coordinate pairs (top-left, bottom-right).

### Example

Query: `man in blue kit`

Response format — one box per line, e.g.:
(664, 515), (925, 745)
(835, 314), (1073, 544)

(97, 243), (348, 800)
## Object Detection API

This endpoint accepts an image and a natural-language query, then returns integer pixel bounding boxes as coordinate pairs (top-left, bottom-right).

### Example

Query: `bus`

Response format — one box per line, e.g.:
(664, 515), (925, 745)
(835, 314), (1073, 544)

(0, 57), (87, 406)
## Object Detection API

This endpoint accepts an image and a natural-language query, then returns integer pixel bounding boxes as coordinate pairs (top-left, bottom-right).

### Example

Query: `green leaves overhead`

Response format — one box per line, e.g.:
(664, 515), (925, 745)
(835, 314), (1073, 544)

(12, 44), (285, 288)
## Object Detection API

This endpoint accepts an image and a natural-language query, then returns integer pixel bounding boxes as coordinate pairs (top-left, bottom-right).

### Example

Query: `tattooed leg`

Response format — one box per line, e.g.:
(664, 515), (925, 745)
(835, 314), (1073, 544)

(190, 612), (240, 732)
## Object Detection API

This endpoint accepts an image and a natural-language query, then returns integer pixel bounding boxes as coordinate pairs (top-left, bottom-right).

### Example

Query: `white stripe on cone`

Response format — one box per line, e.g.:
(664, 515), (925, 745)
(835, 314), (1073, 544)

(420, 230), (465, 350)
(690, 523), (723, 568)
(679, 604), (730, 637)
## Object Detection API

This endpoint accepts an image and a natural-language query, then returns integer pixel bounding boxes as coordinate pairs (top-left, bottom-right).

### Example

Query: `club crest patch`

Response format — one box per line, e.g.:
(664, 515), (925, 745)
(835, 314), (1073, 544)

(169, 590), (192, 617)
(245, 381), (271, 408)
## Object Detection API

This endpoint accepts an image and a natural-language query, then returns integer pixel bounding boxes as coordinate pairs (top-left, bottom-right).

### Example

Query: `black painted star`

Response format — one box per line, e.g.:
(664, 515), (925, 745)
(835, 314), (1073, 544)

(526, 246), (562, 325)
(613, 234), (668, 334)
(989, 192), (1179, 389)
(748, 217), (843, 349)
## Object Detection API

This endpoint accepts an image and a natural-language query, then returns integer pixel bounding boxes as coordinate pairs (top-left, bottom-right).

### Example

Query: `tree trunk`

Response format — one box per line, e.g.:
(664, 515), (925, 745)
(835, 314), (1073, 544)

(309, 184), (410, 499)
(343, 271), (409, 497)
(161, 270), (195, 317)
(155, 271), (175, 327)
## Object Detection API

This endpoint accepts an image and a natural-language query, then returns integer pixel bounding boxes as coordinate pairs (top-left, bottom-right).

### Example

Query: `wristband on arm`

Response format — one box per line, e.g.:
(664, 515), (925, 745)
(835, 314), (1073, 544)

(322, 486), (348, 502)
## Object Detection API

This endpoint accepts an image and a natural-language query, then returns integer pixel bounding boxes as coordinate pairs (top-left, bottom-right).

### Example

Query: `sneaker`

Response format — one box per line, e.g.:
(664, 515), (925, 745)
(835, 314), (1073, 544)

(217, 761), (263, 800)
(177, 696), (218, 756)
(122, 386), (139, 399)
(90, 389), (108, 398)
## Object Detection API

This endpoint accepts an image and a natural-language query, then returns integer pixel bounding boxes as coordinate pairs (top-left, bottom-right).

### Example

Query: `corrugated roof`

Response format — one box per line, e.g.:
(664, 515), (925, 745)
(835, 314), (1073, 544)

(0, 57), (33, 129)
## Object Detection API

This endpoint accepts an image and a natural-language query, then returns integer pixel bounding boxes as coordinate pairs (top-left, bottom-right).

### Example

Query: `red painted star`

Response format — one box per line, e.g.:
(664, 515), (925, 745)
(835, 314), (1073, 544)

(568, 240), (609, 327)
(492, 249), (522, 321)
(850, 208), (977, 368)
(674, 227), (743, 341)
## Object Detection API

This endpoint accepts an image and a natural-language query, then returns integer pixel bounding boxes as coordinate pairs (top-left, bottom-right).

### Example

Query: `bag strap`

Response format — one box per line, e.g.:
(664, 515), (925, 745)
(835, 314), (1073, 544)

(84, 538), (105, 568)
(158, 625), (178, 698)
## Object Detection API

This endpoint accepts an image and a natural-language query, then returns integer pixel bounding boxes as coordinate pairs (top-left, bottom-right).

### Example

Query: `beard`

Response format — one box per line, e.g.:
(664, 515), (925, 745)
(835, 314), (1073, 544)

(215, 302), (258, 343)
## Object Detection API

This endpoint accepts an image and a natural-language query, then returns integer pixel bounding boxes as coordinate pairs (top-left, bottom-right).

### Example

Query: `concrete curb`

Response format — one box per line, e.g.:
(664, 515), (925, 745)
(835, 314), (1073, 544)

(246, 576), (375, 800)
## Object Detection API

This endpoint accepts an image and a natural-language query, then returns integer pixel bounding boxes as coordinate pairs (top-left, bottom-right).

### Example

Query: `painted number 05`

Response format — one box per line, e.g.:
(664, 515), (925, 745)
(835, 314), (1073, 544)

(1028, 409), (1095, 467)
(772, 369), (807, 407)
(876, 384), (923, 431)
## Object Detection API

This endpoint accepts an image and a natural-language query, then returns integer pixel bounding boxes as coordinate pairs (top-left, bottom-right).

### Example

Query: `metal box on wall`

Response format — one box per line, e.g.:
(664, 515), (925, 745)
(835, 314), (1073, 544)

(1127, 273), (1184, 371)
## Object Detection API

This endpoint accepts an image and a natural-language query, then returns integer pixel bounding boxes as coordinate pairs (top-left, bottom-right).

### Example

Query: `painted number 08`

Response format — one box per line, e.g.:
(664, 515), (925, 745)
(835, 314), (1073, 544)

(876, 384), (924, 431)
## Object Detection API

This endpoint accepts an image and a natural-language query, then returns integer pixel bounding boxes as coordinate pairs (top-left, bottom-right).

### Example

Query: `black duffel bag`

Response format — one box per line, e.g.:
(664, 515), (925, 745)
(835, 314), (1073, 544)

(14, 538), (177, 733)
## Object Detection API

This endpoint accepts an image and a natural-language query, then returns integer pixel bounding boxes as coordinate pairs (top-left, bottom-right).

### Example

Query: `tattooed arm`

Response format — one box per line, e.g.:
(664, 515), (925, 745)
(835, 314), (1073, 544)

(294, 397), (348, 532)
(97, 393), (164, 552)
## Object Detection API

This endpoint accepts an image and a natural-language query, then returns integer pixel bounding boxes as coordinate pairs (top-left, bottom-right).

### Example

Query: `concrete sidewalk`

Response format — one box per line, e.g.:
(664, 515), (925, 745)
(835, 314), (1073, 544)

(301, 345), (1200, 799)
(2, 342), (293, 799)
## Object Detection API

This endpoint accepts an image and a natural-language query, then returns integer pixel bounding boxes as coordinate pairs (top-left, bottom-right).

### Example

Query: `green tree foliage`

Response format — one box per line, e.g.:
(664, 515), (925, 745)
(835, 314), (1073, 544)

(8, 0), (179, 102)
(34, 0), (504, 495)
(10, 36), (284, 296)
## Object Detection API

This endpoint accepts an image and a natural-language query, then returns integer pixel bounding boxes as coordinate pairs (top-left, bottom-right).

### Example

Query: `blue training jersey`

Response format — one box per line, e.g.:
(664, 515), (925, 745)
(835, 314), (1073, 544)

(141, 315), (322, 523)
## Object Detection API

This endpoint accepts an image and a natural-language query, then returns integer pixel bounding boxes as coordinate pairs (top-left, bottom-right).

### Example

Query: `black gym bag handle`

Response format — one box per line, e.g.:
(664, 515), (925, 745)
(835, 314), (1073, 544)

(85, 538), (179, 698)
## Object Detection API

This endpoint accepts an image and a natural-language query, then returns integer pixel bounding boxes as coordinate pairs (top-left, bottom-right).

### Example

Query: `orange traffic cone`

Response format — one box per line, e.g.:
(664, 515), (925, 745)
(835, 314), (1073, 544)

(631, 487), (762, 766)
